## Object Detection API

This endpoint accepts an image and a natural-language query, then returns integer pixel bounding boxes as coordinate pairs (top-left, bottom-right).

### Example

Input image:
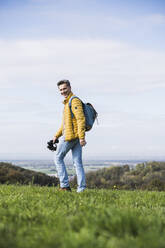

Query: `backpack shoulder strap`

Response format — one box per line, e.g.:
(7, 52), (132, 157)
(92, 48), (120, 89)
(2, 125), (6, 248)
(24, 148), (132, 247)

(69, 96), (82, 118)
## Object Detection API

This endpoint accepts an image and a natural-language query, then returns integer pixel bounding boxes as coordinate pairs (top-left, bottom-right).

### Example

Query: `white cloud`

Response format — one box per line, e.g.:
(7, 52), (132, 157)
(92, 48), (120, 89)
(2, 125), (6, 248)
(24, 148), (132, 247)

(0, 38), (165, 94)
(142, 14), (165, 25)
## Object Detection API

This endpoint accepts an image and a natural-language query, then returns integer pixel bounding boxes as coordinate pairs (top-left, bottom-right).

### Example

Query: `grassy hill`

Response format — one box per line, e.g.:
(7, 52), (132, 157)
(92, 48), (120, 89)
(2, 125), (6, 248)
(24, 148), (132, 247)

(0, 162), (59, 186)
(0, 185), (165, 248)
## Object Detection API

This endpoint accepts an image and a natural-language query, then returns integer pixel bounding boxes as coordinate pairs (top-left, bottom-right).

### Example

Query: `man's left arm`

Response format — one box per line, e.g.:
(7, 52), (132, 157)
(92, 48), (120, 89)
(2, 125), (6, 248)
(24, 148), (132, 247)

(71, 98), (86, 145)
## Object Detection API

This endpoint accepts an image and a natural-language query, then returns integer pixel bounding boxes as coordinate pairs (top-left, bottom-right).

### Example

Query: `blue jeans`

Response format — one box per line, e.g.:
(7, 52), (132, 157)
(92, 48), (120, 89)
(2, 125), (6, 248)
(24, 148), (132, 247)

(54, 137), (86, 192)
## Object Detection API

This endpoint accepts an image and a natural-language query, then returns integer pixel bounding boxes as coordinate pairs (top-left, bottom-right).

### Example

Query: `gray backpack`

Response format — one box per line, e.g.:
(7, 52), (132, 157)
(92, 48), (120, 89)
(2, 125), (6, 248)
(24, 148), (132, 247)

(69, 96), (98, 131)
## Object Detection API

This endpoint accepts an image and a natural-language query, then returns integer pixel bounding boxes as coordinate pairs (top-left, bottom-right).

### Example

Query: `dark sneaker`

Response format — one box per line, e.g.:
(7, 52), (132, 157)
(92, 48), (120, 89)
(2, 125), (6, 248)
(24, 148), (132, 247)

(59, 187), (71, 192)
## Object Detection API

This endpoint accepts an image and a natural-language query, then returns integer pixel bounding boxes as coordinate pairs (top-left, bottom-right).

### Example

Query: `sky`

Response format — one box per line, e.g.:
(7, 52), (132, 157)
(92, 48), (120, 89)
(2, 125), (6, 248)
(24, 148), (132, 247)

(0, 0), (165, 160)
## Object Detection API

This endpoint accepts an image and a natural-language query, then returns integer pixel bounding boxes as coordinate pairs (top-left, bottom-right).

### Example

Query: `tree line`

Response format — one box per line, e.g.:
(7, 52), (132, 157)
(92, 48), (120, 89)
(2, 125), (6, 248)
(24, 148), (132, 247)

(1, 161), (165, 191)
(0, 162), (59, 186)
(71, 161), (165, 191)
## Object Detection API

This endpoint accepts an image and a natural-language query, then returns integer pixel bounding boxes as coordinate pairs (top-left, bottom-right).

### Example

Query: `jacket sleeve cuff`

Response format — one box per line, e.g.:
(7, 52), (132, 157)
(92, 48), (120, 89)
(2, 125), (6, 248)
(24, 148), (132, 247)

(55, 129), (62, 138)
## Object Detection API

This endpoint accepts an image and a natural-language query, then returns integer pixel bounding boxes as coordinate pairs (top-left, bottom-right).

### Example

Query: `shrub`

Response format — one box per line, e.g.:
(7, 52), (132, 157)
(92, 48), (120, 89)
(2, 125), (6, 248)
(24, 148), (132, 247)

(0, 162), (59, 186)
(71, 161), (165, 191)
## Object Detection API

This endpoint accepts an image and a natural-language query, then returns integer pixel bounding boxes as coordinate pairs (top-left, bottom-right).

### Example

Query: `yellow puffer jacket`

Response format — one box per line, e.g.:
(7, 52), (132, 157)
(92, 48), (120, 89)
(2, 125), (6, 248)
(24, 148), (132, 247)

(55, 92), (85, 141)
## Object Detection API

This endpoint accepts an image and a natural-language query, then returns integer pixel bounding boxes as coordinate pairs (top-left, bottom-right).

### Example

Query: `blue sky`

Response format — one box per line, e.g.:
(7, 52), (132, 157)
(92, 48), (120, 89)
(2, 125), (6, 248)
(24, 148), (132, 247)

(0, 0), (165, 160)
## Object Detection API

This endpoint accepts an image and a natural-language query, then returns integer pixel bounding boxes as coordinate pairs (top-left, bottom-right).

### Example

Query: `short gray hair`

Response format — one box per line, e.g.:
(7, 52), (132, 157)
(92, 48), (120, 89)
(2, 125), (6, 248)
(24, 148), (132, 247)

(57, 79), (71, 87)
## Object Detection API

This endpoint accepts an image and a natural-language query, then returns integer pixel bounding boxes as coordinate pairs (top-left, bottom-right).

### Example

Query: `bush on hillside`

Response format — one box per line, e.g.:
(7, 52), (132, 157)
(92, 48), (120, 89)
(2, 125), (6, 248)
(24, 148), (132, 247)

(0, 162), (59, 186)
(70, 161), (165, 191)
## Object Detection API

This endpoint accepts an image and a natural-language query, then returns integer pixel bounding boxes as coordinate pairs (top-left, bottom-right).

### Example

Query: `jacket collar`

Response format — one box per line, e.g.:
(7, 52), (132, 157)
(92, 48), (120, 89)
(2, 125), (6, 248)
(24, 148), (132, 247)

(63, 92), (74, 104)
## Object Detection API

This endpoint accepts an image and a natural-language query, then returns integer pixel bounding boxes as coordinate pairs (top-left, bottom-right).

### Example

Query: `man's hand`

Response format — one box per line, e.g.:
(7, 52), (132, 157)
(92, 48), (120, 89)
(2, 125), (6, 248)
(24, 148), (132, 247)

(53, 136), (58, 143)
(80, 139), (87, 147)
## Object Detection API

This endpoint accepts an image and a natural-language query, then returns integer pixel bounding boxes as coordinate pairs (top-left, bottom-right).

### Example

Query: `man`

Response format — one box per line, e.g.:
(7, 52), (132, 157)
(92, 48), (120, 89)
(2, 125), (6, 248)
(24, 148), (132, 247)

(53, 79), (86, 192)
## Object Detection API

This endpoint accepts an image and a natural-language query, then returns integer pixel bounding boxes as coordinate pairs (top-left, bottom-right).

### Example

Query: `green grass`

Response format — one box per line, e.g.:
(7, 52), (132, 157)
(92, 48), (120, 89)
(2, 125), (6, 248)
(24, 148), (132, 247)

(0, 185), (165, 248)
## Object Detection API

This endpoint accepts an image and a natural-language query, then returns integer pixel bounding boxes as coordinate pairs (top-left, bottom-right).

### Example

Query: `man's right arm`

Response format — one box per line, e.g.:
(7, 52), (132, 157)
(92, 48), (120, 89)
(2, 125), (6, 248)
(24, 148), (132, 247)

(53, 123), (63, 142)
